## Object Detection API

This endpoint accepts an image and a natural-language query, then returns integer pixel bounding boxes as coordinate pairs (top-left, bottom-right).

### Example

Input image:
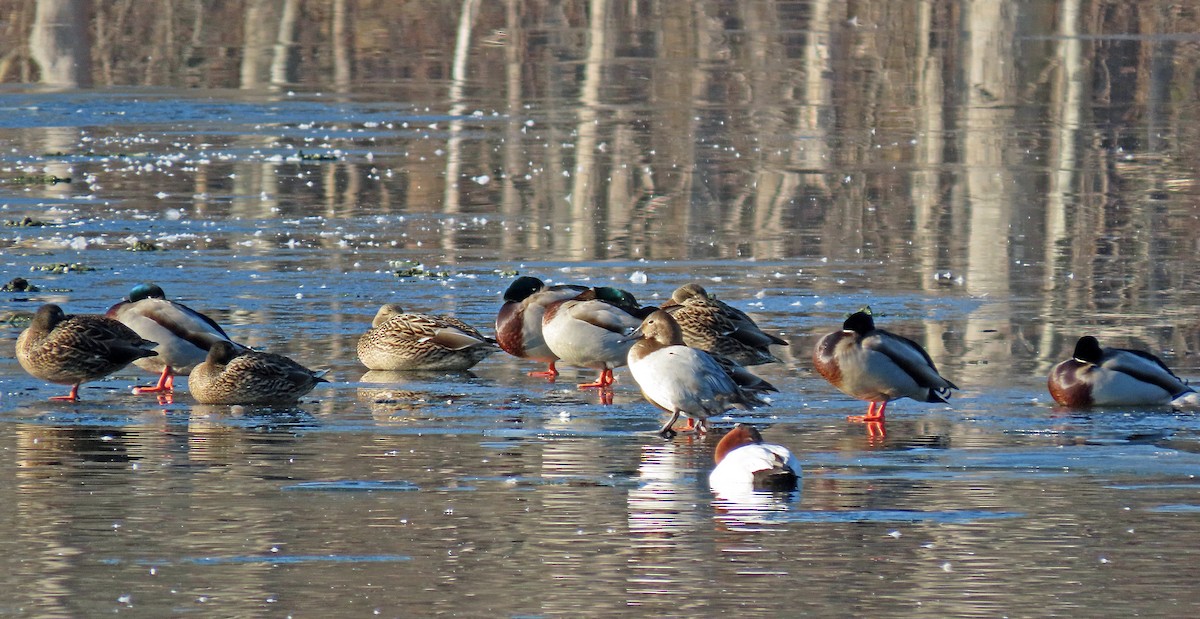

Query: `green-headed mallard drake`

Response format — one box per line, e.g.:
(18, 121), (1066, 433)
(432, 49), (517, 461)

(627, 310), (776, 438)
(709, 424), (800, 493)
(813, 310), (957, 424)
(358, 303), (499, 371)
(541, 286), (654, 389)
(106, 282), (248, 394)
(189, 341), (327, 405)
(662, 283), (787, 366)
(495, 276), (588, 377)
(16, 303), (159, 401)
(1048, 335), (1200, 408)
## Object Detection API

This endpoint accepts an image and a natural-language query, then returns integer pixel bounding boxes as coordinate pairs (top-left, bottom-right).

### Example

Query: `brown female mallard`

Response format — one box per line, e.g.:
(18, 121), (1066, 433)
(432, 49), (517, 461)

(189, 341), (327, 405)
(661, 283), (786, 366)
(16, 303), (159, 401)
(358, 304), (498, 371)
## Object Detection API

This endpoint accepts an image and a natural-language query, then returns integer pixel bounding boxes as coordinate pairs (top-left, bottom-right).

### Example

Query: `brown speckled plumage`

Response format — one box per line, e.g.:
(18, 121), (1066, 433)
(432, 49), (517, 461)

(16, 303), (159, 400)
(189, 341), (327, 405)
(662, 284), (785, 366)
(357, 304), (498, 371)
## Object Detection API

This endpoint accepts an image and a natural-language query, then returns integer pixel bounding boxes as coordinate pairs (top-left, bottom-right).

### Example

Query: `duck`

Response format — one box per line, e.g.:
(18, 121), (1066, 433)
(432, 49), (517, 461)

(495, 276), (588, 377)
(627, 309), (776, 438)
(541, 286), (654, 389)
(106, 282), (247, 394)
(16, 303), (159, 401)
(662, 283), (787, 366)
(1048, 335), (1200, 408)
(708, 424), (801, 492)
(189, 341), (328, 405)
(813, 309), (958, 423)
(358, 303), (499, 371)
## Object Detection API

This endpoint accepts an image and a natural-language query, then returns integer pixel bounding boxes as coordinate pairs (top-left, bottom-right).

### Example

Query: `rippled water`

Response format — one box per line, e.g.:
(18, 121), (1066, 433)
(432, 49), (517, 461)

(3, 0), (1200, 616)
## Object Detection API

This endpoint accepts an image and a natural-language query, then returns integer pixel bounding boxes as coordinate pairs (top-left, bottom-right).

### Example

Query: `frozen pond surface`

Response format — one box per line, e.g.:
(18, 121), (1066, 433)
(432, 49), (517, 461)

(3, 1), (1200, 616)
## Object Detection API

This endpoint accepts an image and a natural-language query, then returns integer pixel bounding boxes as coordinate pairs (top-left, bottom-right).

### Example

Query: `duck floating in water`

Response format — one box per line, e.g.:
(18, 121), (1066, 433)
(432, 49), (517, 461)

(358, 303), (498, 371)
(106, 282), (247, 394)
(1048, 335), (1200, 408)
(495, 276), (588, 377)
(541, 286), (654, 389)
(662, 283), (786, 366)
(16, 303), (158, 401)
(709, 424), (800, 492)
(813, 309), (957, 425)
(189, 341), (327, 405)
(627, 310), (776, 438)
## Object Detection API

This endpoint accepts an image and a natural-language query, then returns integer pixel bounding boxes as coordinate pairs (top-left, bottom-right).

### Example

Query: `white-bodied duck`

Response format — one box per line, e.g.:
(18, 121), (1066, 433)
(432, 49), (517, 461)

(627, 309), (776, 438)
(708, 424), (801, 492)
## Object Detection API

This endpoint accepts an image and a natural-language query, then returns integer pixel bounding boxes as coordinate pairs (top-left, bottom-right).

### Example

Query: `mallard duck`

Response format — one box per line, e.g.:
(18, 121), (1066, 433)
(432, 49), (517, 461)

(709, 424), (800, 492)
(106, 282), (247, 394)
(495, 276), (588, 377)
(541, 286), (653, 389)
(627, 309), (776, 438)
(1048, 335), (1200, 408)
(662, 283), (786, 365)
(16, 303), (159, 401)
(813, 310), (957, 423)
(189, 341), (327, 405)
(358, 303), (499, 371)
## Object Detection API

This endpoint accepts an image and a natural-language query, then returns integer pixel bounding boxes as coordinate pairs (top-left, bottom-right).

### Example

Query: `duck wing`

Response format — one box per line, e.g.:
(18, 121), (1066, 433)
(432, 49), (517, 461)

(863, 329), (958, 392)
(1104, 348), (1191, 397)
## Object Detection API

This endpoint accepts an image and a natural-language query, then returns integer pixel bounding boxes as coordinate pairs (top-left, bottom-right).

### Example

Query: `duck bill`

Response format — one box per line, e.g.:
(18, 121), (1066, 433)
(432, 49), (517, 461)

(619, 326), (644, 344)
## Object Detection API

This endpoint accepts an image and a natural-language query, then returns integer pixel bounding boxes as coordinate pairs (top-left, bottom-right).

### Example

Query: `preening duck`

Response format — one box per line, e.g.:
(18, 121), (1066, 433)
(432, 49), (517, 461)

(17, 303), (158, 401)
(541, 286), (653, 389)
(662, 283), (786, 366)
(1048, 335), (1200, 408)
(813, 310), (957, 423)
(189, 341), (327, 405)
(495, 276), (588, 377)
(106, 282), (246, 394)
(627, 310), (776, 438)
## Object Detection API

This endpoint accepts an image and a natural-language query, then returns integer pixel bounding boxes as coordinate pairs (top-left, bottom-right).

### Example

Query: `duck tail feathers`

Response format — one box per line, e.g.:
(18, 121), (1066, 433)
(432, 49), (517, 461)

(925, 386), (953, 403)
(751, 468), (799, 492)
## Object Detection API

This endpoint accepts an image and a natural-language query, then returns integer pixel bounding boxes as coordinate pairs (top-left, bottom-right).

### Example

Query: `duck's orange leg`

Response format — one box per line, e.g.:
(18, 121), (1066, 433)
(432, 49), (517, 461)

(50, 384), (81, 401)
(528, 361), (559, 379)
(577, 368), (613, 389)
(848, 401), (887, 423)
(133, 367), (175, 394)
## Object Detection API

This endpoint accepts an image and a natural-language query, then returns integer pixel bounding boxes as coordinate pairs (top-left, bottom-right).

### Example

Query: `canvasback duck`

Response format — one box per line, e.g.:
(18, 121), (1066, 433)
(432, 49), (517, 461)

(709, 424), (800, 492)
(627, 310), (776, 438)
